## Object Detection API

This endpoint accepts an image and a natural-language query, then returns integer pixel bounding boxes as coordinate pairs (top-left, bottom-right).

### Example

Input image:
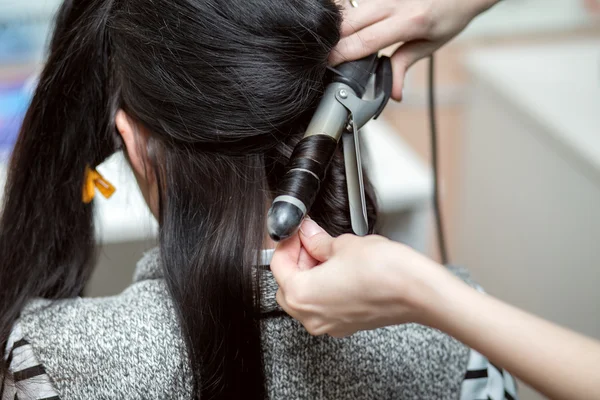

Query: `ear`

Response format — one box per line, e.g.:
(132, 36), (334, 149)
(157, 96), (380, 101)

(115, 110), (159, 219)
(115, 109), (153, 184)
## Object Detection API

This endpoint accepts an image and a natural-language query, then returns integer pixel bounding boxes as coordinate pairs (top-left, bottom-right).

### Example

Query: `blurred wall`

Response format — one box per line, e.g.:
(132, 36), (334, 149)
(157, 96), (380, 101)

(381, 0), (599, 262)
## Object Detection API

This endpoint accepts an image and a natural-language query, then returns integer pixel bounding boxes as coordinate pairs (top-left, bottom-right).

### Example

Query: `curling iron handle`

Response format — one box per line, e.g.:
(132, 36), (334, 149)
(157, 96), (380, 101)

(304, 83), (354, 140)
(331, 54), (378, 97)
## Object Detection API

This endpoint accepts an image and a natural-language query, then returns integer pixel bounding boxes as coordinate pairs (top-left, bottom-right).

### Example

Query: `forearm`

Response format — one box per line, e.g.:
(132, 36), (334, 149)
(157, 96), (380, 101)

(471, 0), (502, 13)
(421, 274), (600, 400)
(459, 0), (502, 22)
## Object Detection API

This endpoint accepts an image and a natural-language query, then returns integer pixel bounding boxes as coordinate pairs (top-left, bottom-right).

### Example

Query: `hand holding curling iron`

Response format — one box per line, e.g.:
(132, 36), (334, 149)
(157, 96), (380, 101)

(332, 0), (500, 100)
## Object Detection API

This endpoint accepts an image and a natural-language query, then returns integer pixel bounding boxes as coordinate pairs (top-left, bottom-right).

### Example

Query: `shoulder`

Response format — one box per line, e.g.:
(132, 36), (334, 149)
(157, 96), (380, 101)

(261, 264), (498, 399)
(17, 279), (192, 399)
(262, 314), (471, 399)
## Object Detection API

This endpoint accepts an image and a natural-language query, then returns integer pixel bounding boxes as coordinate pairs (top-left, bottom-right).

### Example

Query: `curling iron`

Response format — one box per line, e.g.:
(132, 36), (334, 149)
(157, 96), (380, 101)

(267, 54), (393, 241)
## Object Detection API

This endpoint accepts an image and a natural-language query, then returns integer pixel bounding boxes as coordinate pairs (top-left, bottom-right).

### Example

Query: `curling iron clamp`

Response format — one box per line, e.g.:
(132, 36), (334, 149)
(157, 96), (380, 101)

(267, 54), (393, 241)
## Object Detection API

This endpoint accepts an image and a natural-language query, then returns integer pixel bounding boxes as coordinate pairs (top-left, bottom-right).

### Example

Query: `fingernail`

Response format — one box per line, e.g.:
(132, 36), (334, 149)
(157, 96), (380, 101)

(300, 218), (324, 238)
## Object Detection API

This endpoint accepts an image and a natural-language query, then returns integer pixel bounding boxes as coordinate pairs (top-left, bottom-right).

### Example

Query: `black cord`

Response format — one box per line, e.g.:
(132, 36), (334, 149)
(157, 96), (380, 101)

(427, 55), (449, 265)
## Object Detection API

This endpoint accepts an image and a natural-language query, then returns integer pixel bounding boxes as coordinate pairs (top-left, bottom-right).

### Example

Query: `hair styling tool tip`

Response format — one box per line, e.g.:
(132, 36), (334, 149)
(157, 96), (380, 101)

(267, 54), (393, 241)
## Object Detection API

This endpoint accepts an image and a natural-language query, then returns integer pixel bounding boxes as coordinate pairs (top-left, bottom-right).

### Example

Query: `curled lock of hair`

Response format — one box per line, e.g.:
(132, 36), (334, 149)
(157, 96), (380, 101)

(0, 0), (377, 399)
(267, 133), (377, 238)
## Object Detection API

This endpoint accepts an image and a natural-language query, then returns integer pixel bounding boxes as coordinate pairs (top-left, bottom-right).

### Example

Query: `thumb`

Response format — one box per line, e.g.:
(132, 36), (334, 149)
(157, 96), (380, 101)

(390, 40), (439, 101)
(299, 219), (334, 262)
(270, 233), (301, 287)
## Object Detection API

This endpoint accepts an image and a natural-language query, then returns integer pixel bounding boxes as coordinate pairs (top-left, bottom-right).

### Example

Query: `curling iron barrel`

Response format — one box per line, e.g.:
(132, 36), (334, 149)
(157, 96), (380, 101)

(267, 83), (353, 242)
(267, 55), (392, 241)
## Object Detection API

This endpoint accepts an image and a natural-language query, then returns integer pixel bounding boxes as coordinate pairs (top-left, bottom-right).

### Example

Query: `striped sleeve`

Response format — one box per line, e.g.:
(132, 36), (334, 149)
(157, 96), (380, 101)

(459, 283), (518, 400)
(461, 348), (518, 400)
(1, 323), (60, 400)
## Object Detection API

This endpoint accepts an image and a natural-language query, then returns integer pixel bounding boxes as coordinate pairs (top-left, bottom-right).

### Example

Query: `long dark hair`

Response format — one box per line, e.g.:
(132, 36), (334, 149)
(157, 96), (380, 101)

(0, 0), (376, 398)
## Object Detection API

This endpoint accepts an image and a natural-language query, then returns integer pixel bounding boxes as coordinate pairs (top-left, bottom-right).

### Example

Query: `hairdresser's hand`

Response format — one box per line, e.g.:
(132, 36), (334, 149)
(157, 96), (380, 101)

(331, 0), (499, 100)
(270, 219), (453, 337)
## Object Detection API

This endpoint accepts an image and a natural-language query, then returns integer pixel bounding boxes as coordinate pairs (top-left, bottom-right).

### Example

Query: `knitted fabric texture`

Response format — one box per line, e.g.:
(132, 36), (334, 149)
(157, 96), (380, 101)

(19, 248), (472, 399)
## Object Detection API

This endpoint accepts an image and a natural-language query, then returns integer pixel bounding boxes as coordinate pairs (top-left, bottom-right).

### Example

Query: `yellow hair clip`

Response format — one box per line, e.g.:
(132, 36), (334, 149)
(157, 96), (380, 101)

(82, 166), (116, 204)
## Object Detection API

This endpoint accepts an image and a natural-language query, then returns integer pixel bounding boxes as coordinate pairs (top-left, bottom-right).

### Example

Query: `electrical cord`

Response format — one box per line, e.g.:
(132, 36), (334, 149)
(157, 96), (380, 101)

(427, 55), (449, 265)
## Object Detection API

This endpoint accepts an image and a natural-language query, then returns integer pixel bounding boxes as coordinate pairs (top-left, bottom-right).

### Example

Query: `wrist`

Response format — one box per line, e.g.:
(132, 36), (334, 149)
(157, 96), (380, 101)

(384, 243), (456, 326)
(407, 260), (471, 329)
(421, 270), (484, 337)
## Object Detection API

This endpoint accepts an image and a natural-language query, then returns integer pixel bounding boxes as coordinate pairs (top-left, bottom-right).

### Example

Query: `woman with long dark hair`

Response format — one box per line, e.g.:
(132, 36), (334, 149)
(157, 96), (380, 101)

(0, 0), (496, 399)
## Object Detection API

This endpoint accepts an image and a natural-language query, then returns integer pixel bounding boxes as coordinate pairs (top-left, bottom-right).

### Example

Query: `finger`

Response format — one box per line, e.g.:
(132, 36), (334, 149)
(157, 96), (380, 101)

(330, 16), (424, 65)
(390, 40), (439, 100)
(389, 63), (406, 102)
(298, 246), (319, 271)
(298, 219), (334, 262)
(276, 289), (295, 318)
(270, 234), (301, 287)
(339, 0), (392, 38)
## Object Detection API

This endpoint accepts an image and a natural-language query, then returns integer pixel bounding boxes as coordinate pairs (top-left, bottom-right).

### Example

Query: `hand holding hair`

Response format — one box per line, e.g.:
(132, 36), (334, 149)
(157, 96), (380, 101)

(331, 0), (500, 100)
(270, 219), (600, 400)
(270, 218), (444, 337)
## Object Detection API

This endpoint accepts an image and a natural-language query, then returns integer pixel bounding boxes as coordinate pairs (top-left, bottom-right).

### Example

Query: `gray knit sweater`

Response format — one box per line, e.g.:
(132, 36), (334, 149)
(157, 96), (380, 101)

(15, 248), (477, 399)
